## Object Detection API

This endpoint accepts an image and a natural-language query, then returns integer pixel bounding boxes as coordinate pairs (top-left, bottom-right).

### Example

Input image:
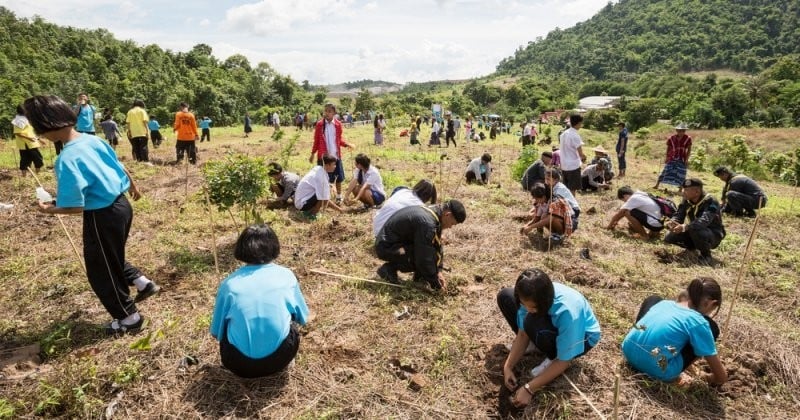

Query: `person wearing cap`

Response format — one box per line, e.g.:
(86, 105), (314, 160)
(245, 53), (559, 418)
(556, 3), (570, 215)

(267, 162), (300, 207)
(445, 112), (457, 147)
(372, 179), (438, 237)
(654, 123), (692, 190)
(616, 122), (628, 177)
(559, 114), (587, 194)
(374, 200), (467, 290)
(580, 159), (611, 192)
(521, 151), (553, 192)
(713, 167), (766, 218)
(465, 153), (493, 185)
(605, 186), (665, 240)
(590, 146), (614, 182)
(664, 178), (726, 264)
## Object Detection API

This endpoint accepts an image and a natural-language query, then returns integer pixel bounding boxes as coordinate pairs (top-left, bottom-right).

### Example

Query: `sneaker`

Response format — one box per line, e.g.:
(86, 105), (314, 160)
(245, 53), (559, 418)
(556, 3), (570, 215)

(377, 264), (400, 284)
(504, 342), (539, 354)
(105, 316), (145, 336)
(530, 357), (553, 377)
(301, 211), (318, 221)
(134, 282), (161, 303)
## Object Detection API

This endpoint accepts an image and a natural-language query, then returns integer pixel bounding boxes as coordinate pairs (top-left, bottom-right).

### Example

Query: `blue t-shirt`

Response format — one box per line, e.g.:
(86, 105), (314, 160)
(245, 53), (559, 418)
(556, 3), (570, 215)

(54, 134), (130, 210)
(621, 300), (717, 381)
(616, 128), (628, 153)
(516, 283), (601, 361)
(148, 120), (160, 131)
(210, 264), (309, 359)
(75, 104), (96, 133)
(199, 119), (212, 129)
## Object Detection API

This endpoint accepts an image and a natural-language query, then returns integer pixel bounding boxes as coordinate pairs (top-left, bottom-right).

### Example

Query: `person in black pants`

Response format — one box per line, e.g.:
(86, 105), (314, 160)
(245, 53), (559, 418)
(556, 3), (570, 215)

(713, 166), (767, 217)
(664, 178), (726, 264)
(444, 112), (457, 147)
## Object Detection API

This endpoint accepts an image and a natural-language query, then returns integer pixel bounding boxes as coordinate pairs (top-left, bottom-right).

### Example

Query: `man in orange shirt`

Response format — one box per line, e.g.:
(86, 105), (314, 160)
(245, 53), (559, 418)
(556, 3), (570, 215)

(173, 102), (198, 164)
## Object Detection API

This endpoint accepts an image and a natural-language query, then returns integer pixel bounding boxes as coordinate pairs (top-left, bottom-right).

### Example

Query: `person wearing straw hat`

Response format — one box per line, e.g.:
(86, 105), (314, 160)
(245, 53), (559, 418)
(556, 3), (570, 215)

(590, 145), (614, 182)
(664, 178), (726, 265)
(654, 122), (692, 191)
(713, 166), (767, 218)
(580, 158), (611, 192)
(25, 95), (160, 336)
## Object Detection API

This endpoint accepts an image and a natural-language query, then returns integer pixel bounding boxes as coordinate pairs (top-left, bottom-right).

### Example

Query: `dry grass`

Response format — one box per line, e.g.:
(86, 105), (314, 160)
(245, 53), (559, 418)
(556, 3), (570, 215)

(0, 124), (799, 419)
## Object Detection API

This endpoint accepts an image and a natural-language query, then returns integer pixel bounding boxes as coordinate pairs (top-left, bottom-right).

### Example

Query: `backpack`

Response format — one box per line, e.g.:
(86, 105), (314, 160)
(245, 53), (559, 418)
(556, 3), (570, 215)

(647, 193), (678, 219)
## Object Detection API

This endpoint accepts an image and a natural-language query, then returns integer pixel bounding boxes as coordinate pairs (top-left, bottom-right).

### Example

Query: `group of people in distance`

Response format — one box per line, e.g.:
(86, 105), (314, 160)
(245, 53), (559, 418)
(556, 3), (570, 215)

(17, 95), (766, 406)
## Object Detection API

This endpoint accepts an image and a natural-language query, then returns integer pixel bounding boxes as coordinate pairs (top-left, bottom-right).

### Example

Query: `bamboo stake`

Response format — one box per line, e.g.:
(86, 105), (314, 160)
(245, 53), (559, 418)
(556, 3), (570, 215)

(309, 269), (404, 288)
(562, 372), (607, 420)
(721, 197), (763, 342)
(183, 155), (190, 199)
(612, 369), (621, 420)
(28, 168), (87, 275)
(227, 208), (240, 231)
(202, 186), (220, 276)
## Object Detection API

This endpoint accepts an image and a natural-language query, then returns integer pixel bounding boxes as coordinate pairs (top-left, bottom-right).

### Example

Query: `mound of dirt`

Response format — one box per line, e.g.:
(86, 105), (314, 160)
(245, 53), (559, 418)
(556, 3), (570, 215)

(563, 265), (628, 289)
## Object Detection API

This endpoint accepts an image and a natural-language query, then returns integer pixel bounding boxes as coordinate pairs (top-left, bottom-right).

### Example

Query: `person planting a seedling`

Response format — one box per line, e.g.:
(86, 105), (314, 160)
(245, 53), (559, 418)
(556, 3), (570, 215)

(342, 153), (386, 211)
(544, 168), (581, 231)
(465, 153), (493, 185)
(713, 166), (767, 218)
(374, 200), (466, 290)
(25, 95), (160, 335)
(605, 186), (666, 240)
(664, 178), (726, 265)
(580, 158), (611, 192)
(210, 224), (309, 378)
(294, 153), (344, 219)
(372, 179), (437, 237)
(267, 162), (300, 207)
(622, 277), (727, 386)
(310, 103), (352, 204)
(497, 268), (601, 408)
(520, 183), (573, 247)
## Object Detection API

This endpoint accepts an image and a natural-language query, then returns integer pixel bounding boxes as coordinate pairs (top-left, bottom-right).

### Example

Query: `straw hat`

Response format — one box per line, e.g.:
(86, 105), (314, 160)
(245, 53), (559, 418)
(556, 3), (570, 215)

(592, 145), (608, 155)
(674, 122), (689, 130)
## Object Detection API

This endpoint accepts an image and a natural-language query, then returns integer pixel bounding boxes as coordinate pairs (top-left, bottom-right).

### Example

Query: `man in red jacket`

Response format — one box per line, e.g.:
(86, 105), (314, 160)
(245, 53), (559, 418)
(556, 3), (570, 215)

(309, 103), (353, 203)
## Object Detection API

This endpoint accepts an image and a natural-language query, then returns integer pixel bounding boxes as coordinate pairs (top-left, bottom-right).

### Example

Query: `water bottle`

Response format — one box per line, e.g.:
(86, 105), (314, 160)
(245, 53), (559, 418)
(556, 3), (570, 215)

(36, 187), (53, 202)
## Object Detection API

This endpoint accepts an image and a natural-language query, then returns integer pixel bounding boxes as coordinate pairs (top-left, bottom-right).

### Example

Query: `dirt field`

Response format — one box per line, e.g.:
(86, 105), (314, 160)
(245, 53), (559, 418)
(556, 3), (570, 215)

(1, 124), (799, 419)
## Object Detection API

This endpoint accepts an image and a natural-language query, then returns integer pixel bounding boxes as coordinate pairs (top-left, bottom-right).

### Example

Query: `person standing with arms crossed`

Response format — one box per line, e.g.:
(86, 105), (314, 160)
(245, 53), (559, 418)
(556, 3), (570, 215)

(173, 102), (198, 165)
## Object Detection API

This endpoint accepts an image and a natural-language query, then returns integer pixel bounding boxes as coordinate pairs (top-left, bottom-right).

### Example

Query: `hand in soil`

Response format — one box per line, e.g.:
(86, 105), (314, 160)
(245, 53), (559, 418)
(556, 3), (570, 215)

(503, 366), (517, 390)
(511, 386), (532, 407)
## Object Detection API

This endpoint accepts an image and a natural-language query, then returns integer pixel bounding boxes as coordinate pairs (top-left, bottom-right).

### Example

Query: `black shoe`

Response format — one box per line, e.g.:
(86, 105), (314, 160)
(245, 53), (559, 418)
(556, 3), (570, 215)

(377, 264), (400, 284)
(698, 254), (714, 266)
(134, 282), (161, 303)
(105, 316), (144, 336)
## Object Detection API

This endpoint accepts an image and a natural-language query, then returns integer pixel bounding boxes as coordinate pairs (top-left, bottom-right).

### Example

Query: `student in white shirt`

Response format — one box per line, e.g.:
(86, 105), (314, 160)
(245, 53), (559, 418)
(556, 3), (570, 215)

(343, 153), (386, 210)
(465, 153), (492, 185)
(372, 180), (437, 237)
(606, 186), (665, 240)
(559, 114), (587, 193)
(294, 154), (343, 219)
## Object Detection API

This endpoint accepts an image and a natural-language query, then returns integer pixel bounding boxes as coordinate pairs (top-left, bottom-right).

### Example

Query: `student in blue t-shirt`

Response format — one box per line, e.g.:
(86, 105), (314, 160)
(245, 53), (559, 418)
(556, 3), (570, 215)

(26, 95), (160, 335)
(622, 278), (727, 386)
(148, 116), (163, 148)
(497, 268), (601, 408)
(199, 116), (212, 142)
(210, 224), (310, 378)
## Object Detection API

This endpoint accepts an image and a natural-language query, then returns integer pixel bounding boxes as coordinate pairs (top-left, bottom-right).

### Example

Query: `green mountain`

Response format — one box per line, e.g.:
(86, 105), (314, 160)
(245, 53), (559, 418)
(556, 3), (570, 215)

(496, 0), (800, 80)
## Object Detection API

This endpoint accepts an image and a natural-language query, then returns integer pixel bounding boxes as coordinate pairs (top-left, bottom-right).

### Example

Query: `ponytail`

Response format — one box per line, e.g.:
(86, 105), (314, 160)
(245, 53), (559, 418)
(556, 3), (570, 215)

(686, 277), (722, 317)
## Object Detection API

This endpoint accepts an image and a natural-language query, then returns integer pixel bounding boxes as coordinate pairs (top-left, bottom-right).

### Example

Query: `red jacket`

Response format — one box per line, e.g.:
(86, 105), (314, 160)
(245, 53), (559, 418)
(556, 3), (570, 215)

(312, 118), (350, 160)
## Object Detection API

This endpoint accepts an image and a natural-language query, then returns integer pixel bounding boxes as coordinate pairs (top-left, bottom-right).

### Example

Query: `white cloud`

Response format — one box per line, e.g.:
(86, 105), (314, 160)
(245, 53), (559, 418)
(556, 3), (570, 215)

(223, 0), (356, 35)
(199, 18), (211, 27)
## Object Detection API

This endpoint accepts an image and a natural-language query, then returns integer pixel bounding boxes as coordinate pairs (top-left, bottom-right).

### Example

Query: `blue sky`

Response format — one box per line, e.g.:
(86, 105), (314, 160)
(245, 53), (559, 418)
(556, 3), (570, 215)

(4, 0), (611, 84)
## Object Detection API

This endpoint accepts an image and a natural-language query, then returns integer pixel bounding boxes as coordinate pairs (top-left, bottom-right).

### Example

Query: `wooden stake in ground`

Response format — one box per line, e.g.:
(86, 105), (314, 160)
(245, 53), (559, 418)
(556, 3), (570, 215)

(721, 197), (763, 342)
(562, 372), (607, 420)
(202, 186), (220, 276)
(184, 156), (190, 199)
(27, 168), (87, 275)
(309, 269), (404, 288)
(612, 368), (621, 420)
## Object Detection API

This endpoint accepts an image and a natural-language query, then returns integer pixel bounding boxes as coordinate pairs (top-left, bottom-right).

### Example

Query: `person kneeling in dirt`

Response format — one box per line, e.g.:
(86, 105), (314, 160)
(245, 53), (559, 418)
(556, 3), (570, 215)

(713, 166), (767, 218)
(580, 158), (611, 192)
(622, 277), (726, 387)
(374, 200), (466, 290)
(465, 153), (493, 185)
(210, 224), (309, 378)
(520, 183), (573, 247)
(267, 162), (300, 208)
(520, 151), (553, 192)
(372, 179), (438, 237)
(294, 154), (344, 220)
(544, 168), (581, 231)
(605, 186), (665, 240)
(497, 268), (601, 408)
(664, 178), (726, 265)
(343, 153), (386, 211)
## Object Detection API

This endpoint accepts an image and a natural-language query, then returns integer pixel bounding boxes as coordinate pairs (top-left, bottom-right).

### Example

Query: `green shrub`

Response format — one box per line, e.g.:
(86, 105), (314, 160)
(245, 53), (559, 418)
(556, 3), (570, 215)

(512, 145), (539, 181)
(689, 140), (709, 171)
(203, 154), (269, 224)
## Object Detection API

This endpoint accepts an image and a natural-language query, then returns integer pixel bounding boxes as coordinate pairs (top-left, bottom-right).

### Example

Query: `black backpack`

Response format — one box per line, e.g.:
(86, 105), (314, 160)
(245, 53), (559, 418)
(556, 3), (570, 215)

(647, 193), (678, 219)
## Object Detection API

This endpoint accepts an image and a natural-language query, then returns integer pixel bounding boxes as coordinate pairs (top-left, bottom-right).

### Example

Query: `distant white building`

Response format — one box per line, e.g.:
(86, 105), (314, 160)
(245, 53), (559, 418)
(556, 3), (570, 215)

(577, 96), (622, 112)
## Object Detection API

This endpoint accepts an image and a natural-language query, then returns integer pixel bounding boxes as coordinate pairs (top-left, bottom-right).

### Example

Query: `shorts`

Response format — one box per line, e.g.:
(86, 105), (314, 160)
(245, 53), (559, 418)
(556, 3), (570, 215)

(630, 209), (664, 231)
(19, 148), (44, 170)
(562, 169), (581, 192)
(317, 158), (345, 184)
(372, 190), (386, 206)
(300, 195), (319, 212)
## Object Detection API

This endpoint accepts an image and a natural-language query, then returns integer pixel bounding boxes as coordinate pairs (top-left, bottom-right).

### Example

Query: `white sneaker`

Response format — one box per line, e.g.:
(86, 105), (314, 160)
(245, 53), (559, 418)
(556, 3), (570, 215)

(504, 342), (539, 354)
(530, 358), (553, 377)
(0, 203), (13, 212)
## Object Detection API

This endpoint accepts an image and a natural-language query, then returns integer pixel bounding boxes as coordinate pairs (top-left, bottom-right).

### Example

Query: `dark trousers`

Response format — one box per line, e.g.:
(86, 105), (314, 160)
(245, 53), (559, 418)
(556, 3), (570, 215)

(83, 195), (144, 320)
(465, 171), (487, 184)
(220, 325), (300, 378)
(725, 191), (766, 215)
(497, 288), (592, 361)
(580, 176), (603, 191)
(131, 136), (149, 162)
(446, 132), (456, 147)
(176, 140), (197, 164)
(664, 224), (722, 257)
(522, 135), (532, 146)
(635, 295), (720, 371)
(150, 130), (163, 147)
(375, 241), (416, 273)
(201, 128), (211, 142)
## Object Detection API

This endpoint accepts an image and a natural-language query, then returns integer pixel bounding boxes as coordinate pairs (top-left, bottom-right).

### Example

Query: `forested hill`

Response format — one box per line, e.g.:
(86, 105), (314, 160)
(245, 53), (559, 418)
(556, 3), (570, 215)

(496, 0), (800, 80)
(0, 7), (319, 136)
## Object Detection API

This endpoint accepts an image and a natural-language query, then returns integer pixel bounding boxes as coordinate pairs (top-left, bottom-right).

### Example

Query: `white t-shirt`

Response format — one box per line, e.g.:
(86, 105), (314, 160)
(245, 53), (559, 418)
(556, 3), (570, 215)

(559, 127), (584, 171)
(466, 158), (491, 183)
(523, 124), (532, 136)
(353, 166), (385, 196)
(323, 119), (338, 158)
(294, 166), (331, 209)
(621, 191), (661, 220)
(372, 188), (423, 236)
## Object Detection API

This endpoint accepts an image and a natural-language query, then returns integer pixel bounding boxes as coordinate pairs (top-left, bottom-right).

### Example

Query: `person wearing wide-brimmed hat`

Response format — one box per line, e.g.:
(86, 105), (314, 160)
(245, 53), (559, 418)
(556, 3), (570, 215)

(590, 145), (614, 182)
(664, 178), (726, 265)
(654, 122), (692, 190)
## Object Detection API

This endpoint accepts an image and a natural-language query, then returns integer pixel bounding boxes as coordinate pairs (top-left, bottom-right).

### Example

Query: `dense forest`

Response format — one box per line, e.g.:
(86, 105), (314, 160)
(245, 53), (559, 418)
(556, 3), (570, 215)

(0, 7), (327, 137)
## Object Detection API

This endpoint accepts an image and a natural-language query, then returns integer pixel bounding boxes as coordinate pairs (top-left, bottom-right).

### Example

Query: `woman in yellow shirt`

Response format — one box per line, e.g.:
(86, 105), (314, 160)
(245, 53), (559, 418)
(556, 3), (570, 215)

(12, 104), (46, 176)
